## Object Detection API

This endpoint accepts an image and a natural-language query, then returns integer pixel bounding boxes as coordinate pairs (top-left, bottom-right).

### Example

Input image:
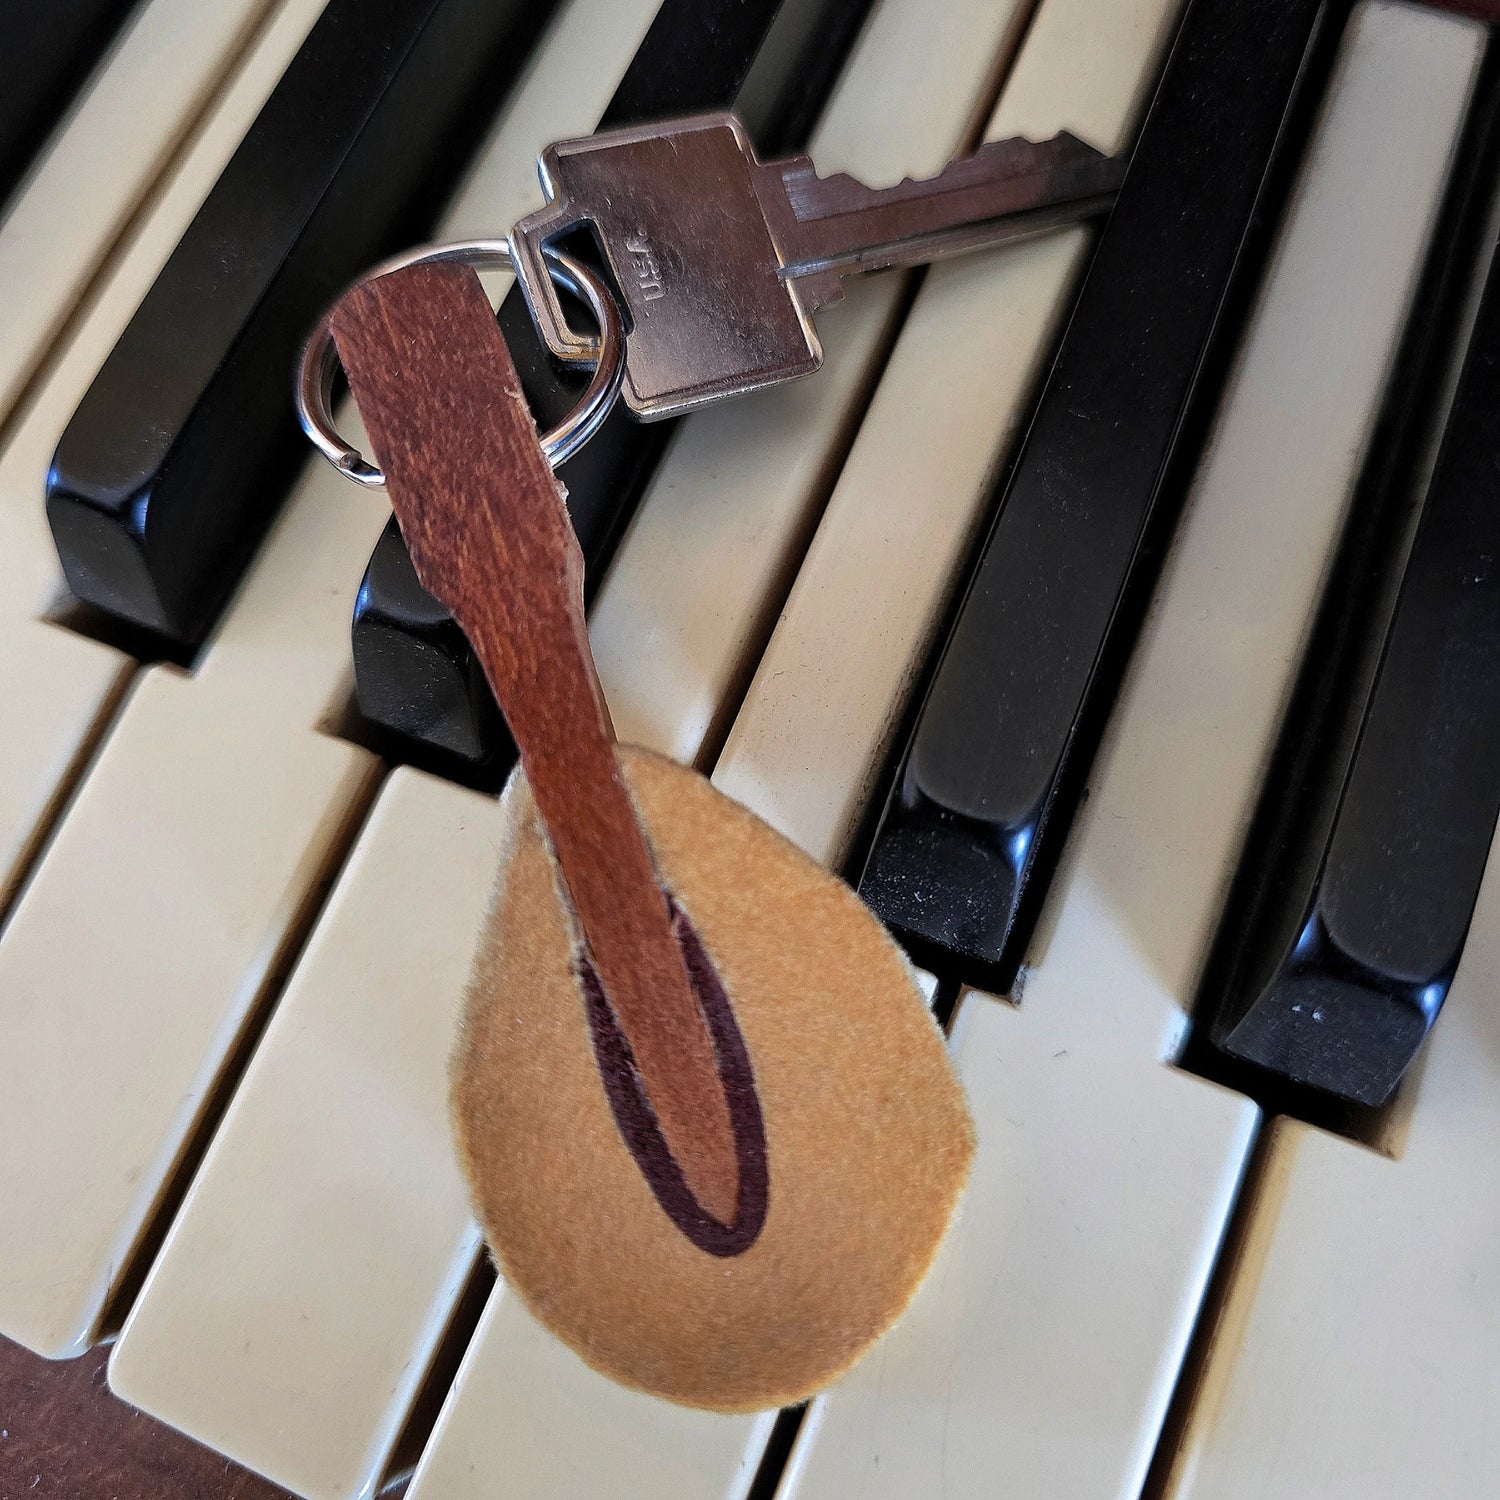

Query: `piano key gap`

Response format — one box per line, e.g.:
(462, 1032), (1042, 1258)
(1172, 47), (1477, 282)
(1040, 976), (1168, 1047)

(745, 1403), (810, 1500)
(693, 263), (932, 775)
(1182, 35), (1500, 1151)
(928, 974), (965, 1031)
(1139, 1034), (1432, 1500)
(373, 1254), (497, 1498)
(1134, 1116), (1282, 1500)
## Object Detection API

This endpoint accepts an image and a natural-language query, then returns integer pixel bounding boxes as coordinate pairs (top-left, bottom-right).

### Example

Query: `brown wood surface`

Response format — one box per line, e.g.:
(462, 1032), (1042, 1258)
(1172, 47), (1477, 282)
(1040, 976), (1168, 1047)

(0, 1335), (296, 1499)
(1422, 0), (1500, 20)
(330, 262), (740, 1226)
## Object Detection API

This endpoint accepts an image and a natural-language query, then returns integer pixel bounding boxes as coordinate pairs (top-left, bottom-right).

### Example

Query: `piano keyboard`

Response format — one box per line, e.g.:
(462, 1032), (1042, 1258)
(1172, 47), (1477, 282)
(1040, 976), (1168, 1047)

(3, 2), (1499, 1499)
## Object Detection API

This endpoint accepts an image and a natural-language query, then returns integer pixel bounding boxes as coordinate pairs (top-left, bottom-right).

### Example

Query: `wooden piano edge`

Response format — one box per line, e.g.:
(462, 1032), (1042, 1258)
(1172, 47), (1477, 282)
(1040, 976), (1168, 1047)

(0, 1333), (307, 1498)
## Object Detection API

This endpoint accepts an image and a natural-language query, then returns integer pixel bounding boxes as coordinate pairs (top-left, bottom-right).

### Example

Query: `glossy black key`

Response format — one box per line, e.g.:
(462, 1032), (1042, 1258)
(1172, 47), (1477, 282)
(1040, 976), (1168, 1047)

(47, 0), (559, 649)
(0, 0), (142, 214)
(1207, 68), (1500, 1106)
(856, 0), (1337, 989)
(349, 0), (878, 772)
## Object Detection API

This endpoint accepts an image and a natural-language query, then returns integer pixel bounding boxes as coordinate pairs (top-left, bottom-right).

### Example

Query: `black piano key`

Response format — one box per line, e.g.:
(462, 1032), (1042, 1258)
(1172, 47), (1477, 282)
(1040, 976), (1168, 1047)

(1206, 59), (1500, 1106)
(349, 0), (878, 772)
(854, 0), (1338, 990)
(46, 0), (560, 650)
(0, 0), (142, 215)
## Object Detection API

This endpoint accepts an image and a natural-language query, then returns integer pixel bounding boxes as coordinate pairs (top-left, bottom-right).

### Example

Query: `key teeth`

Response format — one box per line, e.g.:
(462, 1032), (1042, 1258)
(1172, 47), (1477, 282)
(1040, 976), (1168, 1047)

(778, 131), (1112, 221)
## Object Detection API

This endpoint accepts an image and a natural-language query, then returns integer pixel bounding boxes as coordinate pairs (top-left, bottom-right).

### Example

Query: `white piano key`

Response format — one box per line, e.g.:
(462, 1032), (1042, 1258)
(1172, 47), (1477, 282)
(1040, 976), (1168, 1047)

(0, 0), (335, 903)
(111, 0), (1037, 1493)
(588, 0), (1036, 764)
(752, 4), (1483, 1497)
(0, 0), (285, 423)
(109, 766), (498, 1499)
(1162, 106), (1500, 1484)
(410, 1289), (777, 1500)
(0, 0), (658, 1375)
(712, 0), (1180, 863)
(0, 662), (378, 1359)
(1164, 908), (1500, 1499)
(0, 623), (127, 912)
(781, 998), (1252, 1500)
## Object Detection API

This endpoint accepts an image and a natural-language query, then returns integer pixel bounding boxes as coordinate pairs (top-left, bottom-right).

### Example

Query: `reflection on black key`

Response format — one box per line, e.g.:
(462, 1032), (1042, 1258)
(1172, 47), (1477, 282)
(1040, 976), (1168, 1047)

(47, 0), (559, 649)
(856, 0), (1335, 990)
(1209, 106), (1500, 1106)
(349, 0), (880, 772)
(0, 0), (141, 214)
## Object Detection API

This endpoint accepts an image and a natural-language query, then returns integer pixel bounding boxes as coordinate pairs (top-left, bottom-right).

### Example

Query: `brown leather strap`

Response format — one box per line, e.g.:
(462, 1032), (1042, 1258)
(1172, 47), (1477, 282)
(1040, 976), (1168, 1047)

(331, 262), (739, 1225)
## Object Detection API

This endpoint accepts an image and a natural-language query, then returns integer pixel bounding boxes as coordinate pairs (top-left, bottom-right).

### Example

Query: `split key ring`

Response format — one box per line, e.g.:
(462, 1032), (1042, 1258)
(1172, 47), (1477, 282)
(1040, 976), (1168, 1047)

(296, 237), (625, 487)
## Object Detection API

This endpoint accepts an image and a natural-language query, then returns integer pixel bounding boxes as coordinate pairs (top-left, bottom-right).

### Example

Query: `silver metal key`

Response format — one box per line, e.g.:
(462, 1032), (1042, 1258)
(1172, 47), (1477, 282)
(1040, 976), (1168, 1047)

(511, 112), (1124, 419)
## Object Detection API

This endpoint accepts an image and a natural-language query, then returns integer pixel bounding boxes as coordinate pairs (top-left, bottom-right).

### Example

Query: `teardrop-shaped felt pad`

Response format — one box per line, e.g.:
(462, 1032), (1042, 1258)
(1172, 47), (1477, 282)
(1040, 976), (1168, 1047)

(452, 745), (975, 1412)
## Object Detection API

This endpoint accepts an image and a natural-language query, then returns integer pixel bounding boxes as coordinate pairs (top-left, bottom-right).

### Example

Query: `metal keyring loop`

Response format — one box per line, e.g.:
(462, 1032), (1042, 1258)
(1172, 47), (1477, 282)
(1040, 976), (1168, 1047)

(295, 237), (624, 487)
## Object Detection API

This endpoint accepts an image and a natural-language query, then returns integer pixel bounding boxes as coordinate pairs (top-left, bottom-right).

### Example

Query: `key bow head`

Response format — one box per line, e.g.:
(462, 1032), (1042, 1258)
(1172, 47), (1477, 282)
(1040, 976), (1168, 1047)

(512, 113), (825, 419)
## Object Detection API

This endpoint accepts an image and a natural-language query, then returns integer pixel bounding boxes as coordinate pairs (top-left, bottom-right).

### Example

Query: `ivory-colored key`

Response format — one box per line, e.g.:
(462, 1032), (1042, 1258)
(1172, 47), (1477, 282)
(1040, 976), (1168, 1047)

(1163, 875), (1500, 1497)
(411, 1289), (778, 1500)
(0, 624), (126, 913)
(592, 0), (1034, 761)
(110, 0), (1032, 1491)
(0, 0), (329, 909)
(770, 6), (1483, 1496)
(782, 1003), (1250, 1499)
(715, 0), (1184, 868)
(112, 764), (498, 1498)
(0, 518), (385, 1361)
(1162, 143), (1500, 1495)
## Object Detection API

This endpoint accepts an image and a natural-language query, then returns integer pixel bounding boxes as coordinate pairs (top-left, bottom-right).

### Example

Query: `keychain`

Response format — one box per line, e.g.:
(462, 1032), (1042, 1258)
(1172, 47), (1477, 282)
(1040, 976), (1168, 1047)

(296, 113), (1122, 1411)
